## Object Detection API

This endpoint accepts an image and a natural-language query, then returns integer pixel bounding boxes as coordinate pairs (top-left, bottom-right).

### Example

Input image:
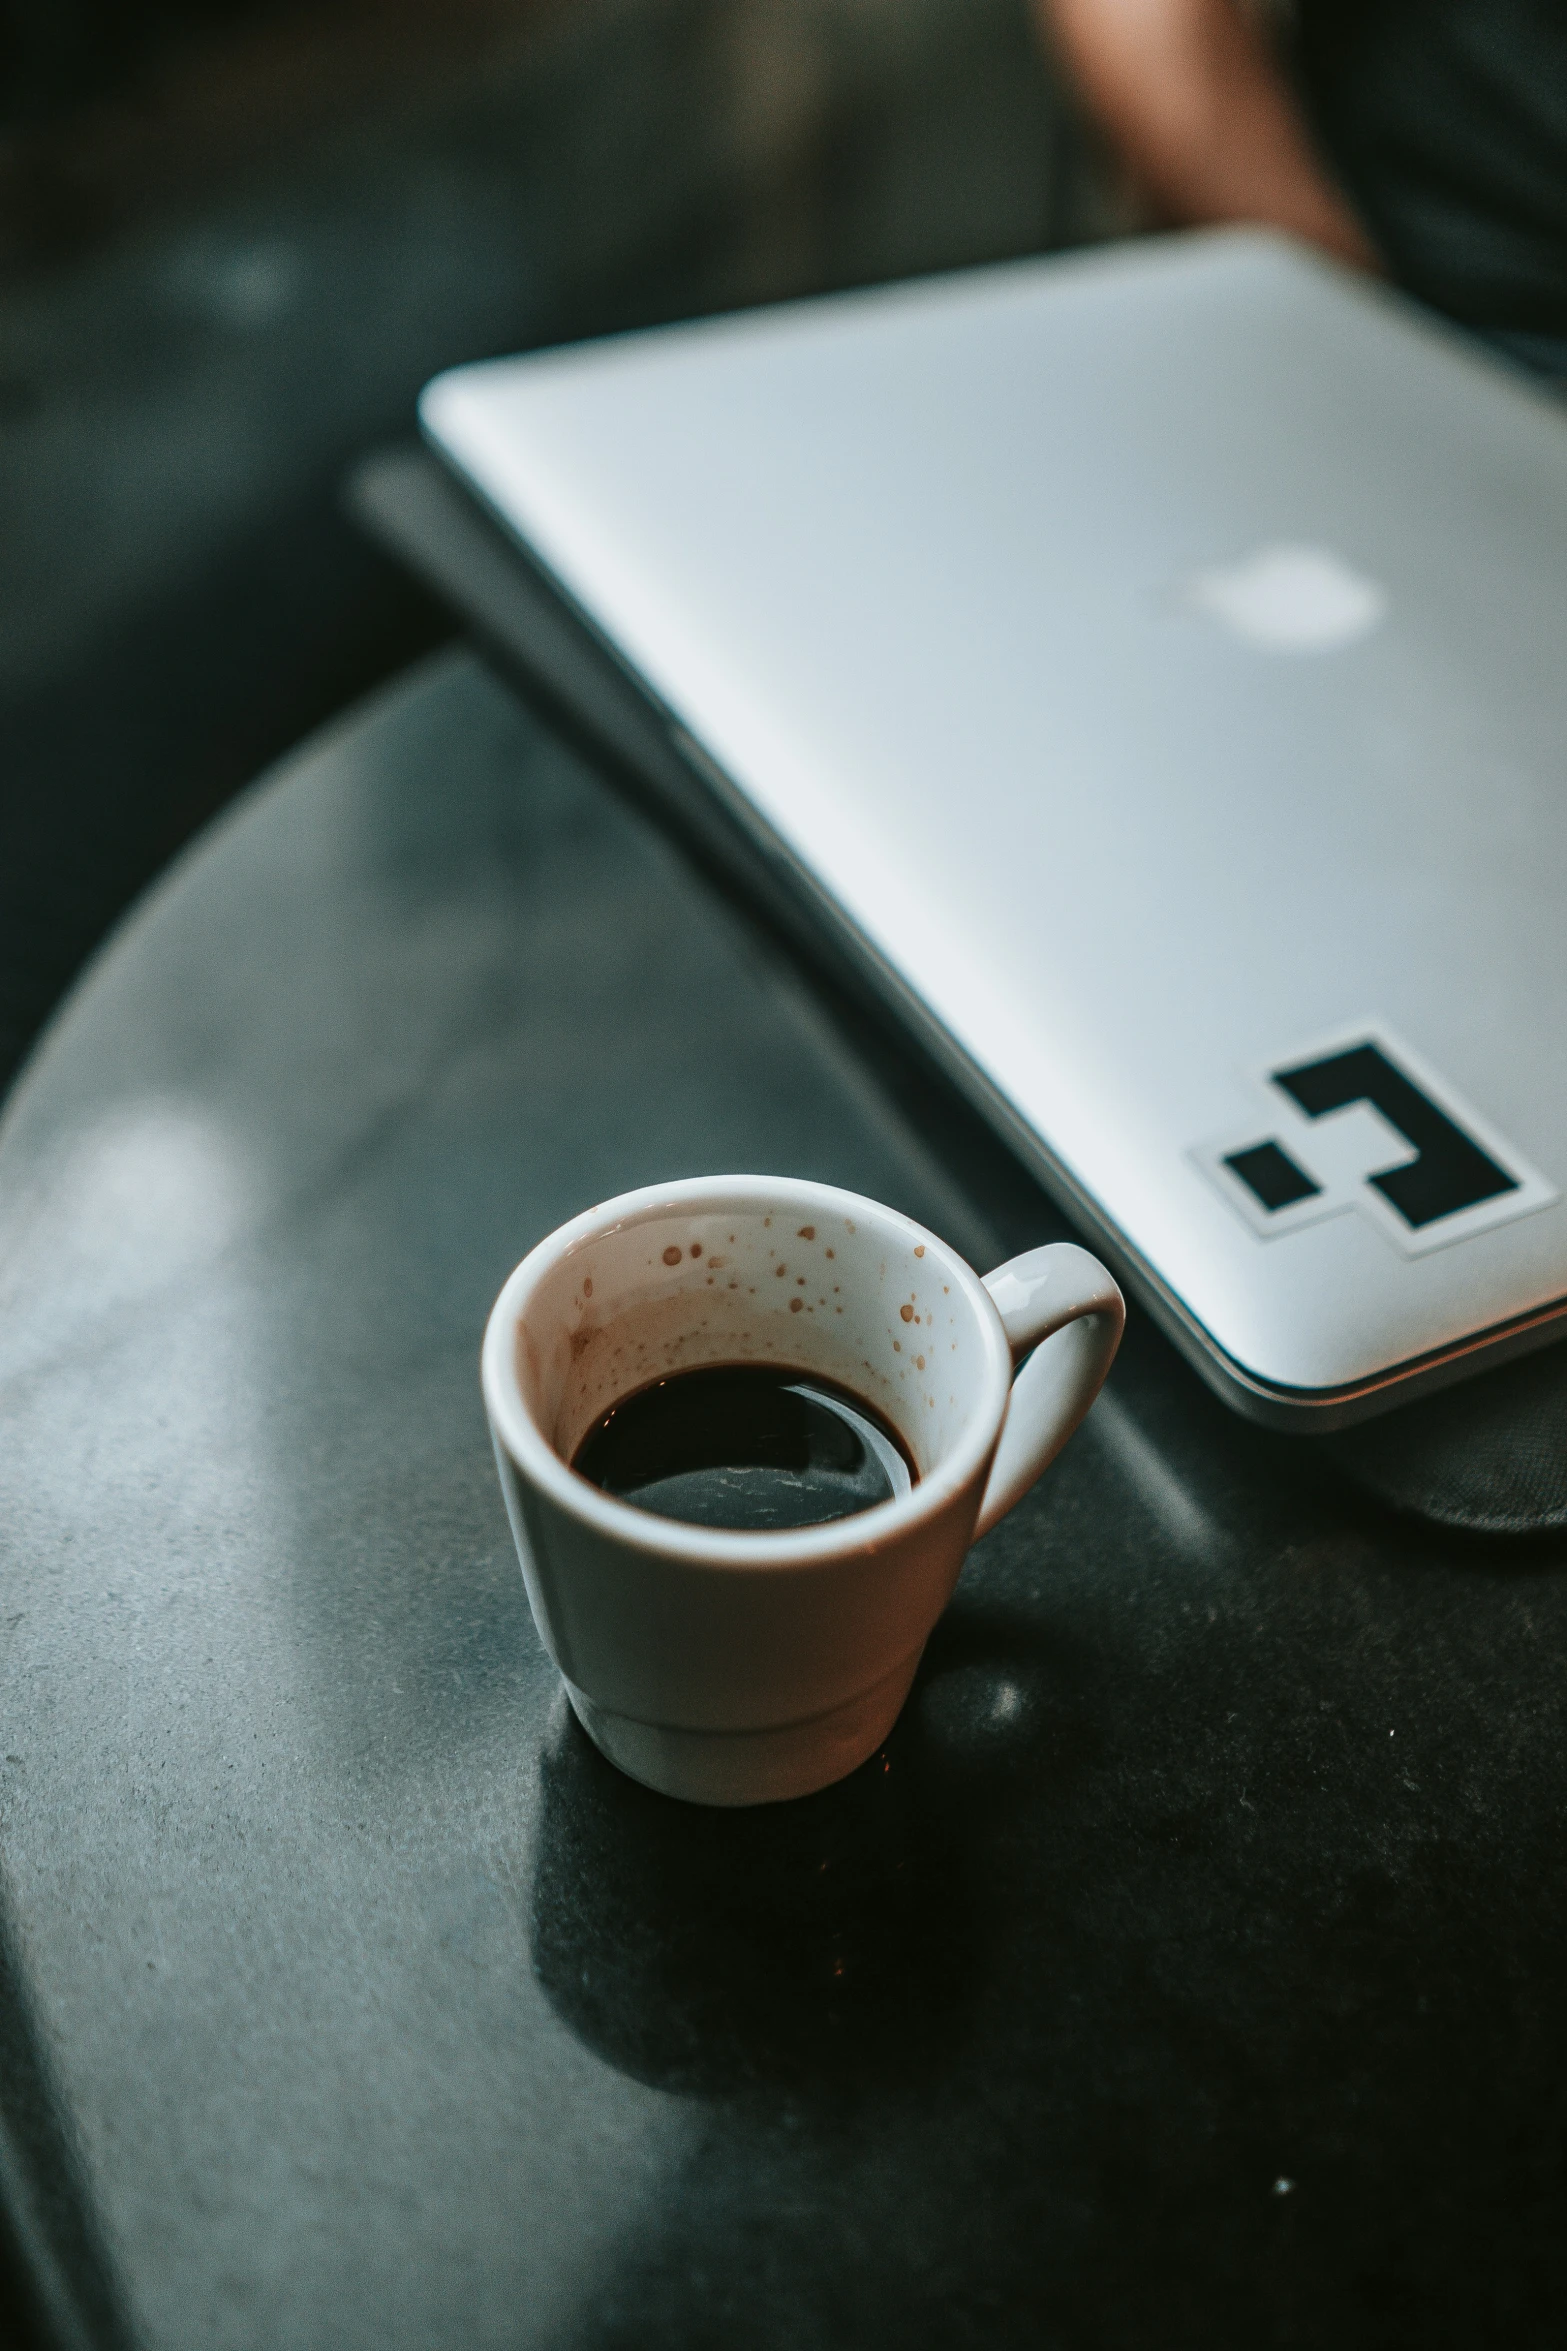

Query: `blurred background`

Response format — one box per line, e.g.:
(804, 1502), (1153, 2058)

(0, 0), (1128, 1102)
(9, 0), (1557, 1104)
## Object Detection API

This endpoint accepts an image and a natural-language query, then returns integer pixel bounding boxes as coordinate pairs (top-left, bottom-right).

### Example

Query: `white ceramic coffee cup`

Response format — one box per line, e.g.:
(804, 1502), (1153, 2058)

(482, 1175), (1124, 1807)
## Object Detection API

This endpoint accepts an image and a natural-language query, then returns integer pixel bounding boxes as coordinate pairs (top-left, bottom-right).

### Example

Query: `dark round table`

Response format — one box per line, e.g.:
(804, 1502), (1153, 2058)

(3, 649), (1565, 2351)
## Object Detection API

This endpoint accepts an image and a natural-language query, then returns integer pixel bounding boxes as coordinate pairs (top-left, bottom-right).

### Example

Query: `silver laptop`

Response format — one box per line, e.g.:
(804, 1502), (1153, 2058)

(421, 229), (1567, 1430)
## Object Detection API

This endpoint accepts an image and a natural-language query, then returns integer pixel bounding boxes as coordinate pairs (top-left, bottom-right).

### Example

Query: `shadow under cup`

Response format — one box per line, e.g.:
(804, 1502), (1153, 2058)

(484, 1180), (1013, 1807)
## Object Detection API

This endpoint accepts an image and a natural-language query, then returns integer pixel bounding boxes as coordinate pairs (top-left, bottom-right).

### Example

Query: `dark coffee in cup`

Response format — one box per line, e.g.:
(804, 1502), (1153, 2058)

(572, 1364), (915, 1531)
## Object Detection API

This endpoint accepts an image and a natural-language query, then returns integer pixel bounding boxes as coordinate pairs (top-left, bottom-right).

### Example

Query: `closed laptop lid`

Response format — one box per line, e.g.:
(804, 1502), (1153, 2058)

(421, 230), (1567, 1423)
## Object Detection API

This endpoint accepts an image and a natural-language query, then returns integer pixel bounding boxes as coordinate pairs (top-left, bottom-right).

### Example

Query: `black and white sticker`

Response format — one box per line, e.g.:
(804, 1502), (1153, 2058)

(1195, 1024), (1556, 1257)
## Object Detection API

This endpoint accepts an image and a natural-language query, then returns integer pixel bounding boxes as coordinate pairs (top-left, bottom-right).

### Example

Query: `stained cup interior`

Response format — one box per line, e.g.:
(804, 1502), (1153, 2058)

(511, 1186), (1004, 1486)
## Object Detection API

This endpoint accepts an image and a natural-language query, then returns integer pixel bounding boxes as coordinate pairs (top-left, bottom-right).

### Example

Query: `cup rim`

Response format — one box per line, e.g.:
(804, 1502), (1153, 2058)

(481, 1175), (1014, 1568)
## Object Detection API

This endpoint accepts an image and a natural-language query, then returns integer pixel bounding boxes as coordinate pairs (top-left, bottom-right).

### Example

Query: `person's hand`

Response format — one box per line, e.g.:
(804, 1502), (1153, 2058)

(1037, 0), (1379, 269)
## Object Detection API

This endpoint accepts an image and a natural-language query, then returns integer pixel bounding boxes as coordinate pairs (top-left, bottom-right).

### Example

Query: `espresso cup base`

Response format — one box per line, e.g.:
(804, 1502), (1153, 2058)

(564, 1652), (923, 1808)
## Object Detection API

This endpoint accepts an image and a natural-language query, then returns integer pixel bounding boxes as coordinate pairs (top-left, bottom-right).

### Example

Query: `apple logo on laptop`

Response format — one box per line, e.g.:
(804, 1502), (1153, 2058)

(1181, 542), (1387, 654)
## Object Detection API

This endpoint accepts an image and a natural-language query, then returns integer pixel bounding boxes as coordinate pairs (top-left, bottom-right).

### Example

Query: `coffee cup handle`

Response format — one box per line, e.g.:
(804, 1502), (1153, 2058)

(973, 1244), (1126, 1541)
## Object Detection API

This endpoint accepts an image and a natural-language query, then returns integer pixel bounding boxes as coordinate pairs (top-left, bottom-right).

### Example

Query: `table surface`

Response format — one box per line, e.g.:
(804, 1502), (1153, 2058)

(3, 649), (1567, 2351)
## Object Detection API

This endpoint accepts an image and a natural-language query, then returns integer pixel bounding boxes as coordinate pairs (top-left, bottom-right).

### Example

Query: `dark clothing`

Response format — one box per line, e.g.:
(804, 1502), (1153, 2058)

(1297, 0), (1567, 367)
